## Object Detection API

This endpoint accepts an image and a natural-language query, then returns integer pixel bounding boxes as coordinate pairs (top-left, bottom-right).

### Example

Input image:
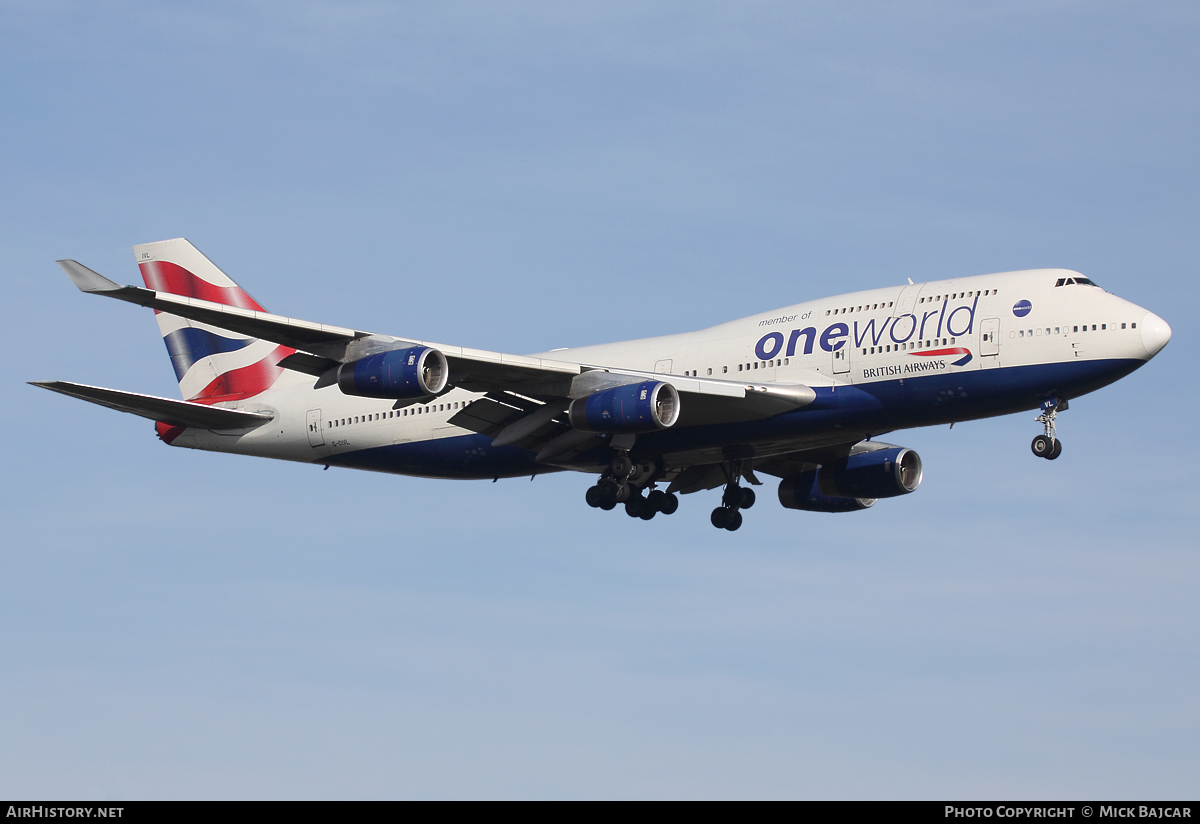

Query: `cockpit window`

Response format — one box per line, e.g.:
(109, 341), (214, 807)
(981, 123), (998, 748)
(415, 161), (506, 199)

(1055, 276), (1100, 287)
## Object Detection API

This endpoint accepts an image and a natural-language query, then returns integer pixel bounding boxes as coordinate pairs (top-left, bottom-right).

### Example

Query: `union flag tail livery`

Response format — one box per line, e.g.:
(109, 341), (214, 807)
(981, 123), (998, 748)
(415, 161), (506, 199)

(135, 238), (297, 403)
(34, 239), (1172, 532)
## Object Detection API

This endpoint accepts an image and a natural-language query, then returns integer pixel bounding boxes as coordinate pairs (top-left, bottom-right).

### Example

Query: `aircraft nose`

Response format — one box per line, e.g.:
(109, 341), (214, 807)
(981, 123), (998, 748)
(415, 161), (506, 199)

(1140, 311), (1171, 357)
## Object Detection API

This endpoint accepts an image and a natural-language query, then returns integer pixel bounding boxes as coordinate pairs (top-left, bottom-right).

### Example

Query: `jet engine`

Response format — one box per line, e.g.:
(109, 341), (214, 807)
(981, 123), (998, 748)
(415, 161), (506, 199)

(568, 381), (680, 434)
(817, 446), (922, 499)
(336, 346), (449, 399)
(778, 470), (876, 513)
(777, 447), (922, 513)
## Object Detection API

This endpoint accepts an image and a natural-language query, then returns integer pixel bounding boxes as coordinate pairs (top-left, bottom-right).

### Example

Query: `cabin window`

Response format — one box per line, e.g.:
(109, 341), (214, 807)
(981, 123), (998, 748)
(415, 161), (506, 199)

(784, 358), (789, 365)
(1019, 330), (1024, 338)
(1092, 324), (1097, 330)
(1101, 324), (1106, 330)
(723, 366), (728, 373)
(753, 362), (758, 369)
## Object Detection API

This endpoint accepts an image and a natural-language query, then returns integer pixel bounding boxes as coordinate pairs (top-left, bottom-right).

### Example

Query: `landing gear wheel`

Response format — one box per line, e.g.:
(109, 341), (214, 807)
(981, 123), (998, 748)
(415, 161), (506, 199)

(646, 490), (666, 513)
(1048, 439), (1062, 460)
(639, 506), (657, 521)
(625, 495), (644, 518)
(597, 477), (621, 500)
(585, 486), (603, 508)
(611, 454), (633, 478)
(599, 499), (616, 511)
(710, 507), (732, 529)
(725, 510), (743, 531)
(739, 487), (756, 509)
(660, 492), (679, 515)
(1031, 434), (1054, 458)
(722, 486), (742, 508)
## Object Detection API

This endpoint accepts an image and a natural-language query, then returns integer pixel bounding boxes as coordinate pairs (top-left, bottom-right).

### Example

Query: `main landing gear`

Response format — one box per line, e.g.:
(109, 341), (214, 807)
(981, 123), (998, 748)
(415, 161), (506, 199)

(1031, 398), (1064, 460)
(585, 451), (679, 521)
(710, 463), (756, 532)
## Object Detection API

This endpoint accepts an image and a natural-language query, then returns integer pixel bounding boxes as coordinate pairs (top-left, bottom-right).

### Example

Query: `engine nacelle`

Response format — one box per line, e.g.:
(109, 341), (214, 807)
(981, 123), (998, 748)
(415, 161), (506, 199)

(778, 470), (875, 513)
(336, 346), (449, 399)
(817, 447), (922, 499)
(568, 381), (680, 434)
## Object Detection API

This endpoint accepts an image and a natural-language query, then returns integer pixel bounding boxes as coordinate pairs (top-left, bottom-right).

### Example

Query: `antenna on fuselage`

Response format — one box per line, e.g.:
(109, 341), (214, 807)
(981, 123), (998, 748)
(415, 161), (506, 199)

(907, 278), (914, 284)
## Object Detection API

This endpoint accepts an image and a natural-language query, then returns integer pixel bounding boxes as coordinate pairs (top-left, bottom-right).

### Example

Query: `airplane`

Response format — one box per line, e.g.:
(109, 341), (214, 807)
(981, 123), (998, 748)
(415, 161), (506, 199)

(33, 238), (1171, 531)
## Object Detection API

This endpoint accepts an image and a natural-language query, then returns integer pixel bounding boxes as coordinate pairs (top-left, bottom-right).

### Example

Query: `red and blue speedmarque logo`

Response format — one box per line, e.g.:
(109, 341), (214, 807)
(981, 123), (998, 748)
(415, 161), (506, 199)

(912, 346), (973, 367)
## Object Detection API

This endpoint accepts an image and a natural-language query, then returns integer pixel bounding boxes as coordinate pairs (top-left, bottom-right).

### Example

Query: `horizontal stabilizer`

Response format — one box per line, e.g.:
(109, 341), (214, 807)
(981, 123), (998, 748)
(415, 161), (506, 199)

(30, 381), (273, 429)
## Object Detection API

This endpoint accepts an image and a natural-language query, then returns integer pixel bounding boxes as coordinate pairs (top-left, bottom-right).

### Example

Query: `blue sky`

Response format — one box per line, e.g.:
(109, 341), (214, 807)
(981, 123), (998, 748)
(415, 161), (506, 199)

(2, 1), (1197, 798)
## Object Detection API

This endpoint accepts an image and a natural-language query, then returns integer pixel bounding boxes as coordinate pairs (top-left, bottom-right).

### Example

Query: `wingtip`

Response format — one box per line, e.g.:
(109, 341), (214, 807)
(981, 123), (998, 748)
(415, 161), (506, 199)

(56, 259), (121, 293)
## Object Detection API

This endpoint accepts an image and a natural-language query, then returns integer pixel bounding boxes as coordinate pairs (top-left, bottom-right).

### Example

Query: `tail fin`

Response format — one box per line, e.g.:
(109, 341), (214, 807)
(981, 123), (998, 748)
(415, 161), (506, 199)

(134, 239), (296, 403)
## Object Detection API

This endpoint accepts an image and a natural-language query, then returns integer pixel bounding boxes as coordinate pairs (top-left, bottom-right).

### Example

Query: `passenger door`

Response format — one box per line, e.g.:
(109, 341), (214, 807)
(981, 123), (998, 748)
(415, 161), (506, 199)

(306, 409), (324, 447)
(833, 345), (850, 375)
(980, 318), (1000, 356)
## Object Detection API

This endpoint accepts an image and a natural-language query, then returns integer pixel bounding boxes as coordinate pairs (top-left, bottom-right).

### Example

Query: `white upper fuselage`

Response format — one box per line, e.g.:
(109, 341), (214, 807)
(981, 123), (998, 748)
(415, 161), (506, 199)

(542, 268), (1165, 383)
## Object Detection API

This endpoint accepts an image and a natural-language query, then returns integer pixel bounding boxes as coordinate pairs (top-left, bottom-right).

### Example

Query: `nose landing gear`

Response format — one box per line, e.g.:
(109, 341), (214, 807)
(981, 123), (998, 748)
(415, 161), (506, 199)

(1031, 398), (1065, 460)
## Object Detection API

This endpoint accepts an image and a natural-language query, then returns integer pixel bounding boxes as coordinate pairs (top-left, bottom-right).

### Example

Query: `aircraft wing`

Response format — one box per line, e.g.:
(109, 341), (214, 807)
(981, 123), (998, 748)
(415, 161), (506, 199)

(58, 260), (817, 438)
(58, 259), (584, 389)
(30, 381), (273, 429)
